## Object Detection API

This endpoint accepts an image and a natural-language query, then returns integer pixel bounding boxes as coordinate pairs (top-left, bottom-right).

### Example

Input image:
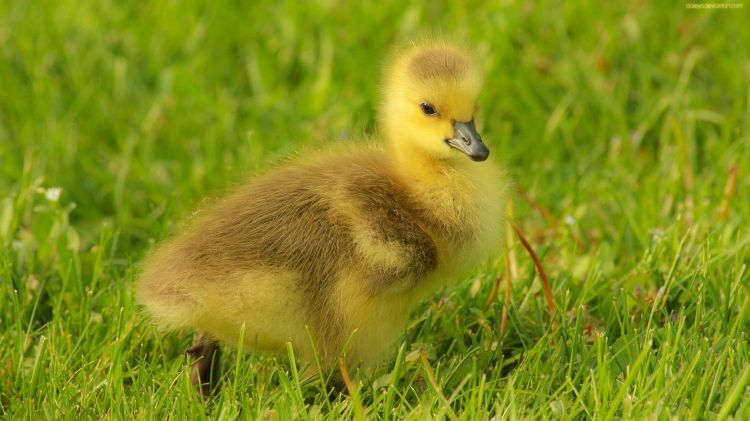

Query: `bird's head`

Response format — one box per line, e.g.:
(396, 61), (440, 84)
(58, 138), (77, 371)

(380, 41), (487, 163)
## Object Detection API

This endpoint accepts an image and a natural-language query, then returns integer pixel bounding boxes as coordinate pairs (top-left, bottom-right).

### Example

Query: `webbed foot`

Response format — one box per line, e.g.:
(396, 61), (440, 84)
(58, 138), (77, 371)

(186, 333), (221, 396)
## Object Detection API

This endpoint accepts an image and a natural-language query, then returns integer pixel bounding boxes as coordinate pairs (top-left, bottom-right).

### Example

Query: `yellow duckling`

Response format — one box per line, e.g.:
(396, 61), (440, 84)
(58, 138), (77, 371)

(137, 40), (508, 394)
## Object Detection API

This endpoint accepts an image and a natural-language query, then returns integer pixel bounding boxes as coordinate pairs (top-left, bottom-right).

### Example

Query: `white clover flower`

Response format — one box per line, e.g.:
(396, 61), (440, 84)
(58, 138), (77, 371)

(45, 187), (62, 202)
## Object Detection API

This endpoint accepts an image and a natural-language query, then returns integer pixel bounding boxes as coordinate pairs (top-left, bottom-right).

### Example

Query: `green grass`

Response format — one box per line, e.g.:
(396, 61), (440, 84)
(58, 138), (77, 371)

(2, 0), (749, 418)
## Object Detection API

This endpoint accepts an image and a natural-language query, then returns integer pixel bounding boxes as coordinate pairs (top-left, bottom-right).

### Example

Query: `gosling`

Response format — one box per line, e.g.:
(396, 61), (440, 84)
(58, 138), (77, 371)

(137, 40), (508, 395)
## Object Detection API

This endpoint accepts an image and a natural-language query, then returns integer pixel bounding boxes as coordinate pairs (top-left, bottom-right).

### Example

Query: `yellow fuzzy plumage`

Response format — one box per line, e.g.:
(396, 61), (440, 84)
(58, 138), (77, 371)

(137, 40), (509, 376)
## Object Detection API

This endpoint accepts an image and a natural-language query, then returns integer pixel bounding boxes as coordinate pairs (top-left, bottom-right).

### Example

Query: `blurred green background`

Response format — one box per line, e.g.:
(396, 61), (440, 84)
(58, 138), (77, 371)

(1, 0), (749, 418)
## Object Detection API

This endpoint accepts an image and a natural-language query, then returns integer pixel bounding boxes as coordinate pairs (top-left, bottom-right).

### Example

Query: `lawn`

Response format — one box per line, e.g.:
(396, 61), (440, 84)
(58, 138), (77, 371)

(1, 0), (749, 419)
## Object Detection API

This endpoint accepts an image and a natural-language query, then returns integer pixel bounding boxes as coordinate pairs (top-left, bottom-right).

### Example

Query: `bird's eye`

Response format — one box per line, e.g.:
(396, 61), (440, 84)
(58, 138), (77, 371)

(420, 102), (437, 116)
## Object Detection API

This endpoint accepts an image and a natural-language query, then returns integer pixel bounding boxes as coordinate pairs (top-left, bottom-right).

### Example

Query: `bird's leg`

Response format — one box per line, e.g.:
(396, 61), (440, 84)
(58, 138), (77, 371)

(186, 332), (221, 396)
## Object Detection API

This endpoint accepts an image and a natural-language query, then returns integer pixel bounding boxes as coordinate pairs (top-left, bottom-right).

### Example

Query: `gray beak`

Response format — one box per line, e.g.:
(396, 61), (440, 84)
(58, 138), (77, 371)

(446, 120), (489, 162)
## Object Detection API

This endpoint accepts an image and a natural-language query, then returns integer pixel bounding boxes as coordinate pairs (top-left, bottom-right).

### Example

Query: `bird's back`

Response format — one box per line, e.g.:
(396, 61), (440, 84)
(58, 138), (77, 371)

(136, 147), (437, 345)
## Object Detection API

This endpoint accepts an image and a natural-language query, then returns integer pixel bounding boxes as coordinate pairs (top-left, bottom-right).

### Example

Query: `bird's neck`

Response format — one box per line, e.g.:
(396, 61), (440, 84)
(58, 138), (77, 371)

(389, 141), (480, 188)
(389, 141), (483, 239)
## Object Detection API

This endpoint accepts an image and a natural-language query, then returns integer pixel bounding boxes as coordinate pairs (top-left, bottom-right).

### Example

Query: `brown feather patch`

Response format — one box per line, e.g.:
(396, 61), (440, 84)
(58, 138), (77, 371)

(408, 48), (469, 81)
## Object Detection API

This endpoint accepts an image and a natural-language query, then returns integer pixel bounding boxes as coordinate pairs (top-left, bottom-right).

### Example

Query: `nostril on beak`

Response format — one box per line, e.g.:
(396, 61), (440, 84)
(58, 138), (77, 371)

(462, 135), (471, 146)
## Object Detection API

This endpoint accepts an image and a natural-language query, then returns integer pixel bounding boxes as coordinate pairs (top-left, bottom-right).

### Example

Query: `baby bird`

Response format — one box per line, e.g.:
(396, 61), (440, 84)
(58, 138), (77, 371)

(137, 40), (508, 394)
